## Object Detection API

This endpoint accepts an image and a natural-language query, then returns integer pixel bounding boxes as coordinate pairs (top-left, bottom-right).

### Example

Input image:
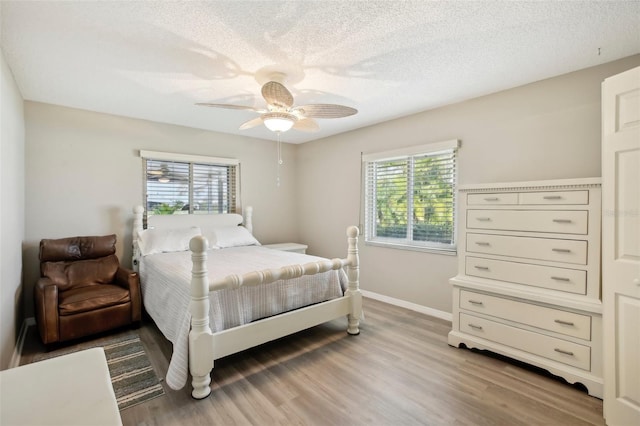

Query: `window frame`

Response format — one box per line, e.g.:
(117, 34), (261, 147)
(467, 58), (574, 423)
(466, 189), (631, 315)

(362, 139), (459, 255)
(140, 150), (241, 218)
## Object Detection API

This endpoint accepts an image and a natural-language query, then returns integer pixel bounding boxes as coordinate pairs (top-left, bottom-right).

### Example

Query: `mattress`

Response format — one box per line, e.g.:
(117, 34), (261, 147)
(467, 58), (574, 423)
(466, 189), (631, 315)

(139, 246), (346, 390)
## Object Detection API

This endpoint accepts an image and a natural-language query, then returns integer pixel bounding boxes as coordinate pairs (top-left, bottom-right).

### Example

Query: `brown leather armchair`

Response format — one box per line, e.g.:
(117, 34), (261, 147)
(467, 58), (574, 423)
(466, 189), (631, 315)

(34, 234), (141, 345)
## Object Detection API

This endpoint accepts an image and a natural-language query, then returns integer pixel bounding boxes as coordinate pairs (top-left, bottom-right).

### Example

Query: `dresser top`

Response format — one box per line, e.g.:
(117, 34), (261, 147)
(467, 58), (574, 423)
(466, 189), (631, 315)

(458, 177), (601, 193)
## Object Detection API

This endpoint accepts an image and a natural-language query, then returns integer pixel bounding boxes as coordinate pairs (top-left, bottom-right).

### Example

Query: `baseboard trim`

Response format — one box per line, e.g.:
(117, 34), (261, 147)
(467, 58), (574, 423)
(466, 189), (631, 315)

(361, 290), (452, 322)
(9, 317), (35, 369)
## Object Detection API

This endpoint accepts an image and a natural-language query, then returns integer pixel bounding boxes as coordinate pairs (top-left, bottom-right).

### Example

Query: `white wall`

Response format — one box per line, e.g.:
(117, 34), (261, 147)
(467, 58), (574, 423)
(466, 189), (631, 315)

(296, 55), (640, 316)
(0, 49), (25, 370)
(23, 103), (299, 318)
(20, 55), (640, 325)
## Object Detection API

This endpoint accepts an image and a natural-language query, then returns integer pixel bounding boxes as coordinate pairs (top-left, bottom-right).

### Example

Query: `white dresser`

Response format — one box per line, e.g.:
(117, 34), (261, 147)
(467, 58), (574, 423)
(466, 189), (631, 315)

(448, 178), (603, 398)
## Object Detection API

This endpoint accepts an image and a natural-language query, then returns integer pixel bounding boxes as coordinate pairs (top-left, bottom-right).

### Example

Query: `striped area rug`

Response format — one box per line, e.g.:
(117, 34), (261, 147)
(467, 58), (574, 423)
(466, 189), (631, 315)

(33, 332), (164, 410)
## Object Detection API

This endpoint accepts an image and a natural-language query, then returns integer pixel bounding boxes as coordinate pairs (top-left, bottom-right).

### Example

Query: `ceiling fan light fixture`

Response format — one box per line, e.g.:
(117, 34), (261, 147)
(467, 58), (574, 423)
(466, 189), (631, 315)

(197, 78), (357, 135)
(262, 112), (297, 133)
(158, 176), (170, 183)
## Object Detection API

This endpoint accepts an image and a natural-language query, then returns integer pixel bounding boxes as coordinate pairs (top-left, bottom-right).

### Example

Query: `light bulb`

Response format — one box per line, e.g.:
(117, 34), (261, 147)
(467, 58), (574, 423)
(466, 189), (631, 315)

(262, 112), (296, 133)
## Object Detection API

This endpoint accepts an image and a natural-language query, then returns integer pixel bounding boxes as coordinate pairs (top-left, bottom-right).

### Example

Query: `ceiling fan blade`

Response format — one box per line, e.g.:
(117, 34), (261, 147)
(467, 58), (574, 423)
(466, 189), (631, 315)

(195, 103), (262, 112)
(292, 117), (320, 132)
(296, 104), (357, 119)
(261, 81), (294, 108)
(239, 117), (265, 130)
(170, 174), (190, 182)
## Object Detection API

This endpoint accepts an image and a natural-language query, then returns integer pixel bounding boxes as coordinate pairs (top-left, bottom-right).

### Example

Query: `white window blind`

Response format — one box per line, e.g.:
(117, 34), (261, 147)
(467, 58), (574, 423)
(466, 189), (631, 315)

(141, 151), (239, 217)
(363, 140), (459, 253)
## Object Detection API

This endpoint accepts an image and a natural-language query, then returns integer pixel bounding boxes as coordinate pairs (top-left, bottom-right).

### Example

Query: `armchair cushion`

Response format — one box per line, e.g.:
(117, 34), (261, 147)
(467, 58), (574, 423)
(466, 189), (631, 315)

(41, 254), (119, 291)
(40, 234), (116, 262)
(58, 284), (131, 316)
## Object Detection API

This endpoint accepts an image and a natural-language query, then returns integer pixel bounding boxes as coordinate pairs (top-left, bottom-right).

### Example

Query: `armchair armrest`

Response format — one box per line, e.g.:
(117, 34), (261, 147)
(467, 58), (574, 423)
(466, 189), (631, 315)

(34, 278), (59, 344)
(115, 267), (141, 322)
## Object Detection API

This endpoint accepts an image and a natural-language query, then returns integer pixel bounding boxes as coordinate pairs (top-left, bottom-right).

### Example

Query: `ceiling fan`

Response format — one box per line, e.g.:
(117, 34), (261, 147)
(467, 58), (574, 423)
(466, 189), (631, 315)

(196, 74), (357, 133)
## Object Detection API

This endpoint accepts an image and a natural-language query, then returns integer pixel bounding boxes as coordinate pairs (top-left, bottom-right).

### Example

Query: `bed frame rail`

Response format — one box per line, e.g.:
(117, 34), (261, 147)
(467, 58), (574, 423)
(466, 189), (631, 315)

(208, 258), (350, 291)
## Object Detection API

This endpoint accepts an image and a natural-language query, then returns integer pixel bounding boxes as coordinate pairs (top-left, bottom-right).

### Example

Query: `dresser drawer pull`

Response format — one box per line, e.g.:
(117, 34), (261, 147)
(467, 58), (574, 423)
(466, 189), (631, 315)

(476, 217), (492, 221)
(554, 348), (574, 356)
(551, 276), (570, 282)
(468, 300), (484, 306)
(544, 195), (563, 200)
(474, 266), (490, 271)
(554, 319), (575, 326)
(468, 323), (484, 330)
(552, 219), (573, 223)
(552, 248), (571, 253)
(484, 197), (499, 201)
(475, 242), (490, 246)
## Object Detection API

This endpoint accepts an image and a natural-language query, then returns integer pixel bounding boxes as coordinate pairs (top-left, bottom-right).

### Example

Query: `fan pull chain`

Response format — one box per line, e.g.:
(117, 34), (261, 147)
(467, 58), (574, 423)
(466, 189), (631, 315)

(276, 132), (283, 187)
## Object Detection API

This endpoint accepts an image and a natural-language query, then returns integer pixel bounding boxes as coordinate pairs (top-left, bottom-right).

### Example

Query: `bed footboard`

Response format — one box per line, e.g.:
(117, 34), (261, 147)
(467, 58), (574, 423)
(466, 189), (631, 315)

(187, 226), (361, 399)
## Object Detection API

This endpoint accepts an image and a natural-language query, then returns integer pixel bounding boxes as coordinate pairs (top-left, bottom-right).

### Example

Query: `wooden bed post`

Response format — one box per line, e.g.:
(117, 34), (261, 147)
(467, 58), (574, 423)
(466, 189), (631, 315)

(345, 226), (362, 335)
(243, 206), (253, 234)
(188, 236), (214, 399)
(132, 206), (144, 272)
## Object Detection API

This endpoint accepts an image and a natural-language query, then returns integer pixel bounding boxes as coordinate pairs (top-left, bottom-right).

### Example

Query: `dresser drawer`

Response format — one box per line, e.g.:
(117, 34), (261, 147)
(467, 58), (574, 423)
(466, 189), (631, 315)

(460, 290), (592, 340)
(467, 193), (518, 205)
(467, 233), (588, 265)
(467, 210), (588, 234)
(519, 190), (589, 205)
(459, 313), (591, 370)
(465, 256), (587, 294)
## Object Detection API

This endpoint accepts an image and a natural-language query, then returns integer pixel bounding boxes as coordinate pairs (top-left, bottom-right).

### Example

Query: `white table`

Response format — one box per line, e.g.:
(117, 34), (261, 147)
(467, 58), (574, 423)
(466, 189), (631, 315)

(0, 347), (122, 426)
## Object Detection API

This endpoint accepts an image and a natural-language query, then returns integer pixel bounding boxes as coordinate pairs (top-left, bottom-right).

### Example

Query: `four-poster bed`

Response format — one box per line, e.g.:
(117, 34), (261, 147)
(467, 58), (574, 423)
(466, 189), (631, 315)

(132, 206), (362, 399)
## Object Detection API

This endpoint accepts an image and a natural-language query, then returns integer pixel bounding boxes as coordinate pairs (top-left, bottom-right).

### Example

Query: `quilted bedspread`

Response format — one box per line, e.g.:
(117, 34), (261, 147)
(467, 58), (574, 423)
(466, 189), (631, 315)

(139, 246), (346, 390)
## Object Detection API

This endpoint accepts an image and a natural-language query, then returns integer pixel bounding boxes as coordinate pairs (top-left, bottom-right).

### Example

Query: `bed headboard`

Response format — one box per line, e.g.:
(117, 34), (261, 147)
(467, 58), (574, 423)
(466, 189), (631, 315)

(133, 206), (252, 232)
(131, 206), (253, 270)
(148, 212), (244, 230)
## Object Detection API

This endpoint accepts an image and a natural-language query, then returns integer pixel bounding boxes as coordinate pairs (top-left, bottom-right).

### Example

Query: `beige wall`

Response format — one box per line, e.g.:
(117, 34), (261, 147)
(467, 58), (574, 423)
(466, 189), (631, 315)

(1, 49), (25, 370)
(23, 103), (299, 318)
(19, 54), (640, 326)
(296, 55), (640, 315)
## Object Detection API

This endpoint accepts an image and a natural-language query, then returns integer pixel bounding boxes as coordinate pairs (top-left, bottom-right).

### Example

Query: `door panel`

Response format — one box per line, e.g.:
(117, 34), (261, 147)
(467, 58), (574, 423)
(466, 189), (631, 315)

(616, 149), (640, 261)
(616, 296), (640, 409)
(602, 66), (640, 426)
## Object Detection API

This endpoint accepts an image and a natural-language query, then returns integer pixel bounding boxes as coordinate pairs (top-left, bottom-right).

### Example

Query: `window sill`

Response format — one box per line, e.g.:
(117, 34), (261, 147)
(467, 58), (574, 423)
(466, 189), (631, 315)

(364, 240), (457, 256)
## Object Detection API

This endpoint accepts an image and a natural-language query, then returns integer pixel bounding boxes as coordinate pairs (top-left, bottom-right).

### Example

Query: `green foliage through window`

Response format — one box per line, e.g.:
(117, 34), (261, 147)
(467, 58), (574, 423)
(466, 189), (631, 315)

(152, 201), (185, 215)
(364, 142), (458, 252)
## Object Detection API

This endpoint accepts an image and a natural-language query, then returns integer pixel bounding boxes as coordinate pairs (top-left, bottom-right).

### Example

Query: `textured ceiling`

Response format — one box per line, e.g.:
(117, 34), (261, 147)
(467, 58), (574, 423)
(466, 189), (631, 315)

(1, 1), (639, 144)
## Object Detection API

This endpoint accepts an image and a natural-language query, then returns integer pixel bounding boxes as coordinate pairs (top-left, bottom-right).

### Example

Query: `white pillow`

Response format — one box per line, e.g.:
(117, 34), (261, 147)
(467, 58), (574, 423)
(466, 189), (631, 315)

(208, 226), (260, 248)
(137, 226), (202, 256)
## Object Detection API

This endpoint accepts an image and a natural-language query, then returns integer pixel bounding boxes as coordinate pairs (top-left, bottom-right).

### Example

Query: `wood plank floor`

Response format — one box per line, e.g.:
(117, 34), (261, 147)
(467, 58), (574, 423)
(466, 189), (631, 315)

(20, 298), (604, 425)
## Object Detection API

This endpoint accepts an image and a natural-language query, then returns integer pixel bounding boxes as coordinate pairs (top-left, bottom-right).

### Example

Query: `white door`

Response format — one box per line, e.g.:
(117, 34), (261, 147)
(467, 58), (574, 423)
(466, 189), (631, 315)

(602, 66), (640, 426)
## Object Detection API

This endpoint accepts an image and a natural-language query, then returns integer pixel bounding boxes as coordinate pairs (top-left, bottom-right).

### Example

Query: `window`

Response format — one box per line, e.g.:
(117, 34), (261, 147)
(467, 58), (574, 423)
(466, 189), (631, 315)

(141, 150), (239, 217)
(363, 140), (459, 253)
